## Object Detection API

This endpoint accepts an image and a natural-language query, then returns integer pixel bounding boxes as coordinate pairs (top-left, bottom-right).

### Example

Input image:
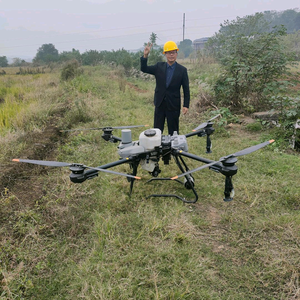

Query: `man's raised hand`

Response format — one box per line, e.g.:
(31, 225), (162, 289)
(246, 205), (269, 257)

(144, 42), (153, 58)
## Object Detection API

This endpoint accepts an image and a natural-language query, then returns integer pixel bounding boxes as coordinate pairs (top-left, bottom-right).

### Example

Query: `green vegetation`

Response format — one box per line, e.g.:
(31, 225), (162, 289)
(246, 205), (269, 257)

(60, 60), (84, 81)
(263, 9), (300, 33)
(207, 14), (294, 110)
(204, 13), (300, 146)
(1, 9), (300, 299)
(0, 56), (8, 68)
(33, 43), (59, 64)
(178, 39), (194, 58)
(0, 56), (299, 299)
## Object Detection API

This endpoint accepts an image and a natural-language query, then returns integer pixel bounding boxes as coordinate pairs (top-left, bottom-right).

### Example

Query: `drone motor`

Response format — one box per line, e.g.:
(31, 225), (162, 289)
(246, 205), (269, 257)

(69, 164), (97, 183)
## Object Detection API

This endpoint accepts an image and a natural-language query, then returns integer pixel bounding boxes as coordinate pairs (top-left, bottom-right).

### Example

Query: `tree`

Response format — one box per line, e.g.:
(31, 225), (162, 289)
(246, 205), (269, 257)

(263, 9), (300, 33)
(206, 13), (293, 111)
(34, 43), (59, 63)
(59, 48), (81, 63)
(0, 56), (8, 67)
(114, 48), (133, 73)
(178, 39), (193, 58)
(149, 32), (158, 45)
(11, 58), (28, 67)
(81, 50), (103, 66)
(281, 30), (300, 60)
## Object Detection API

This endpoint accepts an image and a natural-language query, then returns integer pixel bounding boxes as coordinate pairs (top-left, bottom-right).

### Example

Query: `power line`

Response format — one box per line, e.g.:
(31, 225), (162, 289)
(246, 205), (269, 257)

(3, 15), (233, 43)
(1, 22), (222, 51)
(1, 14), (233, 44)
(0, 15), (228, 56)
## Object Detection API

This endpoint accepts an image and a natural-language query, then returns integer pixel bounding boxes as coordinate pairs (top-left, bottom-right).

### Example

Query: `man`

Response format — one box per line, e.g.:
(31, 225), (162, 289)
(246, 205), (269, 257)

(140, 41), (190, 135)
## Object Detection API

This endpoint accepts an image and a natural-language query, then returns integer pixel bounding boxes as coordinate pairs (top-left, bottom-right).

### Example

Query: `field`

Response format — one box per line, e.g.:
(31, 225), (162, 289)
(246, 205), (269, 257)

(0, 63), (300, 299)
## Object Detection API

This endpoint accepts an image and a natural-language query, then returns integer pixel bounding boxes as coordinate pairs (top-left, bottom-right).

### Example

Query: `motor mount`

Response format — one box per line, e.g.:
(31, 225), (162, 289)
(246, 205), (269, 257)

(69, 164), (88, 183)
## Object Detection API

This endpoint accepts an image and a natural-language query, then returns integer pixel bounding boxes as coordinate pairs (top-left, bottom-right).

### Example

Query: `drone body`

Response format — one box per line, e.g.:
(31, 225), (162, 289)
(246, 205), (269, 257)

(13, 117), (274, 203)
(118, 128), (188, 174)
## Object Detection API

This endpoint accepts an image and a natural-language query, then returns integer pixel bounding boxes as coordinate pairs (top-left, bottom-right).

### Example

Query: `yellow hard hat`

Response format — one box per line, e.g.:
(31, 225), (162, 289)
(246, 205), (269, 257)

(163, 41), (179, 54)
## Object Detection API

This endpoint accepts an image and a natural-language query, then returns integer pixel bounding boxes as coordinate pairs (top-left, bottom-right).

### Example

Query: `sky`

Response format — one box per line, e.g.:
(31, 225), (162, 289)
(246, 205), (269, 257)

(0, 0), (299, 60)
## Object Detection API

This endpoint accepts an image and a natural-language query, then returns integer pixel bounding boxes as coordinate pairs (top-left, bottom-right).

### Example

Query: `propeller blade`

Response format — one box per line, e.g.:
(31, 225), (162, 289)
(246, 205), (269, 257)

(208, 114), (221, 122)
(192, 122), (208, 132)
(85, 166), (141, 180)
(171, 139), (275, 179)
(171, 161), (219, 180)
(12, 159), (141, 180)
(12, 159), (71, 167)
(110, 125), (149, 129)
(61, 124), (149, 132)
(229, 139), (275, 158)
(61, 128), (103, 132)
(192, 114), (221, 132)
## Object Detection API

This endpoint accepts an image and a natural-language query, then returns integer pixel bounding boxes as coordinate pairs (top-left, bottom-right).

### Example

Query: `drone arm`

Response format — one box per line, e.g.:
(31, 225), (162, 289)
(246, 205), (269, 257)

(174, 150), (220, 166)
(102, 134), (122, 143)
(185, 130), (205, 138)
(111, 135), (122, 142)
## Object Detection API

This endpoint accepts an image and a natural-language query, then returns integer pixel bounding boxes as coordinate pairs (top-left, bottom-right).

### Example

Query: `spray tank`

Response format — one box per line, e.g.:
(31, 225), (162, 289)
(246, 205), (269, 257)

(139, 129), (162, 174)
(139, 129), (161, 150)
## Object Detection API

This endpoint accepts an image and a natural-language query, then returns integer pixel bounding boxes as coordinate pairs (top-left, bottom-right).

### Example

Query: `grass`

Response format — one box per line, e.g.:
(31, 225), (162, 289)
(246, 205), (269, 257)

(0, 72), (63, 133)
(0, 63), (300, 299)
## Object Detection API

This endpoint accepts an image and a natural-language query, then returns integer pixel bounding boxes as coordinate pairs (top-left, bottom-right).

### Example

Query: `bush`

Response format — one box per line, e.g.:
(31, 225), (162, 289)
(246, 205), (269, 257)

(246, 121), (263, 132)
(60, 60), (83, 81)
(207, 14), (294, 112)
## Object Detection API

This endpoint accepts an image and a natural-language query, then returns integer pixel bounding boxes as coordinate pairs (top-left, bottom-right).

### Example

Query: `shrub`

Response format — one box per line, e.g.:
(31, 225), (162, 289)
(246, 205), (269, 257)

(60, 60), (83, 81)
(207, 14), (294, 112)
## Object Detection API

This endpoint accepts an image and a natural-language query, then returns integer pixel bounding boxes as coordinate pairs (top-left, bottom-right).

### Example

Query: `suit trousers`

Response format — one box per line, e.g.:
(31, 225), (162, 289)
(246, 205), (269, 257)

(154, 99), (180, 135)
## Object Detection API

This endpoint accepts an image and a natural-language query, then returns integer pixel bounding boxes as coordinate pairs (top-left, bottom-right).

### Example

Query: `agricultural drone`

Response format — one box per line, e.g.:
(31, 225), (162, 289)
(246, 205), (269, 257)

(13, 116), (274, 203)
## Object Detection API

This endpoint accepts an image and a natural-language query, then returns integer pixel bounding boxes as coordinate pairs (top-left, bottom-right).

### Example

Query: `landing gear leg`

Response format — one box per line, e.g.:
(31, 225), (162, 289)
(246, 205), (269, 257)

(224, 176), (234, 202)
(128, 162), (139, 195)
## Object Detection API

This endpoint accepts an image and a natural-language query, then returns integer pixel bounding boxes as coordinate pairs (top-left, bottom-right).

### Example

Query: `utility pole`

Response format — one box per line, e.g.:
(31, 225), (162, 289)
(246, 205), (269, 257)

(183, 13), (185, 41)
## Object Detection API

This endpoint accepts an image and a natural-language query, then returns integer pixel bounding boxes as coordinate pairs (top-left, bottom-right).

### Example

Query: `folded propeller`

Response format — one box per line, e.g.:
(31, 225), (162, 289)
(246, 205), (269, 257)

(171, 139), (275, 180)
(192, 114), (221, 132)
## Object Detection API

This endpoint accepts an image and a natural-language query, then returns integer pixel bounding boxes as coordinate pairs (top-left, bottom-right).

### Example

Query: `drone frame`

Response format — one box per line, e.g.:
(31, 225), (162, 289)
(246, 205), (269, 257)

(13, 118), (274, 204)
(67, 119), (236, 203)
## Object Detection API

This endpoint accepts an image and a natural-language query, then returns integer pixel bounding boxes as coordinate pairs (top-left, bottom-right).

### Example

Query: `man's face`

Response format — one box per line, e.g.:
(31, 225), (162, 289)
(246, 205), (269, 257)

(165, 50), (177, 65)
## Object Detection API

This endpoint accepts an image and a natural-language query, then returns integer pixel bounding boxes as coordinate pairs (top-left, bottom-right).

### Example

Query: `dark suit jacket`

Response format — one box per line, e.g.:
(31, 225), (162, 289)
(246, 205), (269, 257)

(140, 57), (190, 111)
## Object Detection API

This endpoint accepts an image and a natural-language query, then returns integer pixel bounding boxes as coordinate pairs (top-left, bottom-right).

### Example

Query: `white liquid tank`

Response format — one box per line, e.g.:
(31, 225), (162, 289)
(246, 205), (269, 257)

(139, 128), (161, 150)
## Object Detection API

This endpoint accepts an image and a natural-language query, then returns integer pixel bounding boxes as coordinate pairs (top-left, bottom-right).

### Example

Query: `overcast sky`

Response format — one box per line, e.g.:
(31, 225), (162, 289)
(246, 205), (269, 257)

(0, 0), (299, 59)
